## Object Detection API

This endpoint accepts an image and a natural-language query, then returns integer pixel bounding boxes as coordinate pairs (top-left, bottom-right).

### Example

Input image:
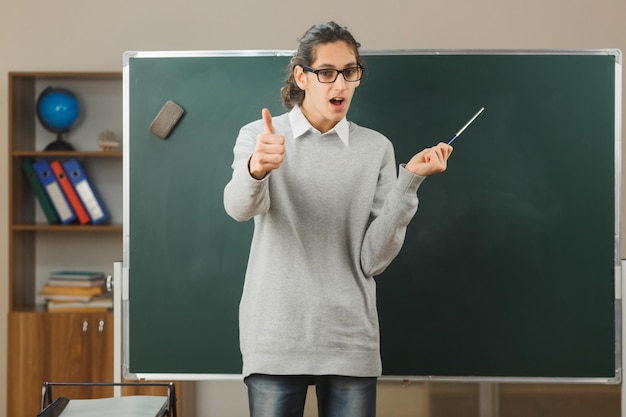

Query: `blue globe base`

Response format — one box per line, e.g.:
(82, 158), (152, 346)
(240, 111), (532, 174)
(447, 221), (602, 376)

(44, 136), (75, 151)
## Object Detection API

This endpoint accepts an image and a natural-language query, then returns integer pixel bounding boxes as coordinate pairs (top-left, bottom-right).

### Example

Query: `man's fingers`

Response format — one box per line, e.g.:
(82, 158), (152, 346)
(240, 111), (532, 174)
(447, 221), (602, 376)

(262, 108), (274, 134)
(250, 110), (284, 179)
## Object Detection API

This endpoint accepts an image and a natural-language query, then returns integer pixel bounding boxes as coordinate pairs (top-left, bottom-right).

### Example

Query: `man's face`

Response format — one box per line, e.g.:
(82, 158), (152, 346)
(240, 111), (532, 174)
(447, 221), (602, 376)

(295, 41), (361, 134)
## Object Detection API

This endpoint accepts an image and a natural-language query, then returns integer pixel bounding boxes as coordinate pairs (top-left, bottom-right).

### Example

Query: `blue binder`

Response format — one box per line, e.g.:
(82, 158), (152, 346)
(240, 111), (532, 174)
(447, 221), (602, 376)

(22, 158), (60, 224)
(62, 158), (109, 224)
(32, 159), (76, 224)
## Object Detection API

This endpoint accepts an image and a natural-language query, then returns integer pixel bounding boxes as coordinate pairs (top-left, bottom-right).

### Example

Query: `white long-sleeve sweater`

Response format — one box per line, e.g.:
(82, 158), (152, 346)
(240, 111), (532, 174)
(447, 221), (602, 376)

(223, 108), (425, 378)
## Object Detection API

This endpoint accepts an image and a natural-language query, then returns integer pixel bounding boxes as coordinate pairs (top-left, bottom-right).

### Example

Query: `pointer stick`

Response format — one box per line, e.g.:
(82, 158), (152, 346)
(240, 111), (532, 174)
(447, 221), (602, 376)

(447, 107), (485, 145)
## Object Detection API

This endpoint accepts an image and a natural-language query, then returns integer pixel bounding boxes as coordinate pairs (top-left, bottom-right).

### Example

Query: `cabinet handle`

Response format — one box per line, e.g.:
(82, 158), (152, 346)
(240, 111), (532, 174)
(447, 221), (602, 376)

(98, 319), (105, 333)
(82, 319), (89, 333)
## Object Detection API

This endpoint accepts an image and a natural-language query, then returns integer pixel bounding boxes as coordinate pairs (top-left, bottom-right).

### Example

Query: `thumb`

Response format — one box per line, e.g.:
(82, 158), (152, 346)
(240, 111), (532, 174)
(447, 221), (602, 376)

(262, 108), (274, 134)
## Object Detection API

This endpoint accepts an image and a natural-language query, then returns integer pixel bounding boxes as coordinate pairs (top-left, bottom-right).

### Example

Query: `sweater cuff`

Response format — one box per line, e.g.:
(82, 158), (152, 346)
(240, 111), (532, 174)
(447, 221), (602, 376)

(397, 164), (425, 195)
(235, 157), (269, 183)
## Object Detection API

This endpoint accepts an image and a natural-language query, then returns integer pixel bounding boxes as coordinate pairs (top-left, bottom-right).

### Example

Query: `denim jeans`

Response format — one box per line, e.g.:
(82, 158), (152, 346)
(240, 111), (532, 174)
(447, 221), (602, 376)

(245, 374), (377, 417)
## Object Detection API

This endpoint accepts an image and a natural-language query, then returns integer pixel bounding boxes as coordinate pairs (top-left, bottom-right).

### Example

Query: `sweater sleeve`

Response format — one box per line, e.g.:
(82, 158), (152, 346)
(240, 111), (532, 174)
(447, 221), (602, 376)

(223, 121), (271, 222)
(360, 163), (425, 277)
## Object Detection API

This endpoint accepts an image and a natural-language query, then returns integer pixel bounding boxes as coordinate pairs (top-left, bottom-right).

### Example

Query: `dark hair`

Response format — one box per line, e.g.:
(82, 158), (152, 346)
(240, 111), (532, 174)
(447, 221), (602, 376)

(280, 22), (362, 110)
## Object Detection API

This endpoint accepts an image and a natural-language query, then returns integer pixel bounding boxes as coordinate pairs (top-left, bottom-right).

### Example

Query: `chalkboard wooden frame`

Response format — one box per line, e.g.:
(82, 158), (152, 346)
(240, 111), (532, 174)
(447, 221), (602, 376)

(122, 49), (622, 383)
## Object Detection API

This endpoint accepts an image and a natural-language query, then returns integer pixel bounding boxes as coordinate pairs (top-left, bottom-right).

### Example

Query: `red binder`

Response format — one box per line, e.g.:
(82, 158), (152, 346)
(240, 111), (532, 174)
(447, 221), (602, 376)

(50, 160), (91, 225)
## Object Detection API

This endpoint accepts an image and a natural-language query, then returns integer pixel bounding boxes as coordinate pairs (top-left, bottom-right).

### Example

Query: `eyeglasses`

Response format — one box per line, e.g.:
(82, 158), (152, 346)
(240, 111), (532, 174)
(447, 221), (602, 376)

(302, 65), (364, 83)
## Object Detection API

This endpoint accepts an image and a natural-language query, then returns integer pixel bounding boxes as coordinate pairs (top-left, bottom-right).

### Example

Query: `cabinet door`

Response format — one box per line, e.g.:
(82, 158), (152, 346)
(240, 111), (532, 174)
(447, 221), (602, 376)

(45, 312), (114, 399)
(7, 312), (46, 417)
(89, 313), (114, 398)
(45, 313), (93, 399)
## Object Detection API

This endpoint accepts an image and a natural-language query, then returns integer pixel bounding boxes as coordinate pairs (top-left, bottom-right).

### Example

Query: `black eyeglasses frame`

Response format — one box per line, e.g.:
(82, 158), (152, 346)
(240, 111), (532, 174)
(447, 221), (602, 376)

(301, 65), (364, 83)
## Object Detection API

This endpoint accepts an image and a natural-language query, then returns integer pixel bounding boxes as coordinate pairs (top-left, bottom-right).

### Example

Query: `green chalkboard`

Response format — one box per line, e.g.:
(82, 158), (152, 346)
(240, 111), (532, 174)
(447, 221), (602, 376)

(124, 50), (621, 381)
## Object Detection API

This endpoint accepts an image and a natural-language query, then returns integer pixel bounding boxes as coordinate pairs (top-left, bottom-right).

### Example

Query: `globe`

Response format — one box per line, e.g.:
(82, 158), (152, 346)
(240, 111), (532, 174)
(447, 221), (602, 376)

(36, 87), (81, 151)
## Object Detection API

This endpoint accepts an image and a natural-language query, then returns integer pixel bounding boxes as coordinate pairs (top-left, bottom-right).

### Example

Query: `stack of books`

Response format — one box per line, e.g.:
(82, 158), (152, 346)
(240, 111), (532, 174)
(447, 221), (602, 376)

(39, 271), (112, 312)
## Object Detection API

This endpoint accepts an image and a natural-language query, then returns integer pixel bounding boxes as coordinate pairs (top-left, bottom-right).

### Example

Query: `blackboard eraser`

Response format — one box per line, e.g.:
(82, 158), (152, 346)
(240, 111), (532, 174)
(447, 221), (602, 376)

(150, 100), (184, 139)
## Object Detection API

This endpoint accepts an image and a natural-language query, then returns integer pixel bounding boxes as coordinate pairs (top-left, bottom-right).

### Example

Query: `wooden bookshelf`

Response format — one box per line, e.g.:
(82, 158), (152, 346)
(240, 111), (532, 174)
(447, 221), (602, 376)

(7, 72), (123, 417)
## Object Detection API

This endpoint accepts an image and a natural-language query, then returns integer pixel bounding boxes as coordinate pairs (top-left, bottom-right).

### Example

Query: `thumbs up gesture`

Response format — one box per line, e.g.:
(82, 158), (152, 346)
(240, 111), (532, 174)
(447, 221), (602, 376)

(249, 108), (286, 179)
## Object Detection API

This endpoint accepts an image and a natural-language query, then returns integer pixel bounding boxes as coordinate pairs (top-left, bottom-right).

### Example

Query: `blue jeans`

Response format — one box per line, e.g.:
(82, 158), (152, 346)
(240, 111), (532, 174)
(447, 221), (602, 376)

(245, 374), (377, 417)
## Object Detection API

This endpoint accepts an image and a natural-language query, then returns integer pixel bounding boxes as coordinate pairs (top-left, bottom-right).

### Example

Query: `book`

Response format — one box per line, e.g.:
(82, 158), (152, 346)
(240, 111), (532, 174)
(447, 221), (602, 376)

(22, 158), (60, 224)
(41, 293), (97, 303)
(48, 271), (106, 288)
(46, 277), (106, 288)
(63, 158), (110, 224)
(32, 159), (77, 224)
(40, 284), (105, 297)
(47, 295), (113, 312)
(40, 284), (107, 303)
(50, 160), (91, 225)
(47, 305), (111, 313)
(49, 271), (105, 281)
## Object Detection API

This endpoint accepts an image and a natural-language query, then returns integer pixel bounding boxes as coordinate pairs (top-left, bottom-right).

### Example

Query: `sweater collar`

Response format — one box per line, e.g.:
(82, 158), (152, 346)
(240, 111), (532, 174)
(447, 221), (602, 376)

(289, 105), (349, 147)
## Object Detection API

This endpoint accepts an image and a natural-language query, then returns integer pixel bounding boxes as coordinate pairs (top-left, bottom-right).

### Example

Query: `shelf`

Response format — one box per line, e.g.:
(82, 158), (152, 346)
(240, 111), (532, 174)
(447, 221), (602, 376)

(13, 150), (122, 158)
(12, 224), (122, 232)
(10, 71), (121, 79)
(8, 71), (123, 313)
(7, 71), (127, 417)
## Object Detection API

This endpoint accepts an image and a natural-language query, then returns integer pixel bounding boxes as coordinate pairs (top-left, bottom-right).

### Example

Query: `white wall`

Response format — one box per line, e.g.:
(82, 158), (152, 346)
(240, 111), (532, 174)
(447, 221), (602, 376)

(2, 0), (626, 415)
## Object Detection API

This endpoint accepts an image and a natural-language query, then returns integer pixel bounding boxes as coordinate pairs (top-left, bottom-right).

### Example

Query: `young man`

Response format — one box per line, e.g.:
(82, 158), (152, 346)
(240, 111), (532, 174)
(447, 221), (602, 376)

(224, 21), (452, 417)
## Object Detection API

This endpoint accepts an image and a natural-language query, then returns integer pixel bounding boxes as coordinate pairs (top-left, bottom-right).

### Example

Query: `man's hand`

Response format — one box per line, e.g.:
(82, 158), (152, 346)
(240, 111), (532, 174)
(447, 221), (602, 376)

(248, 108), (286, 179)
(405, 142), (453, 177)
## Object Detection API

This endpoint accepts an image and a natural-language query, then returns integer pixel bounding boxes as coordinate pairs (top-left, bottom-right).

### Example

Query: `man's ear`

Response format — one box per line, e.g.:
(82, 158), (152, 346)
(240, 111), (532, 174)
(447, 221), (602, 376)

(294, 65), (307, 90)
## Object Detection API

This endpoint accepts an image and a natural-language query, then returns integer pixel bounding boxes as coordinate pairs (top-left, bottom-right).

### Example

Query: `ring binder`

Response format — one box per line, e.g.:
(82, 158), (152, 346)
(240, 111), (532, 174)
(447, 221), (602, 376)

(62, 158), (110, 224)
(32, 159), (76, 224)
